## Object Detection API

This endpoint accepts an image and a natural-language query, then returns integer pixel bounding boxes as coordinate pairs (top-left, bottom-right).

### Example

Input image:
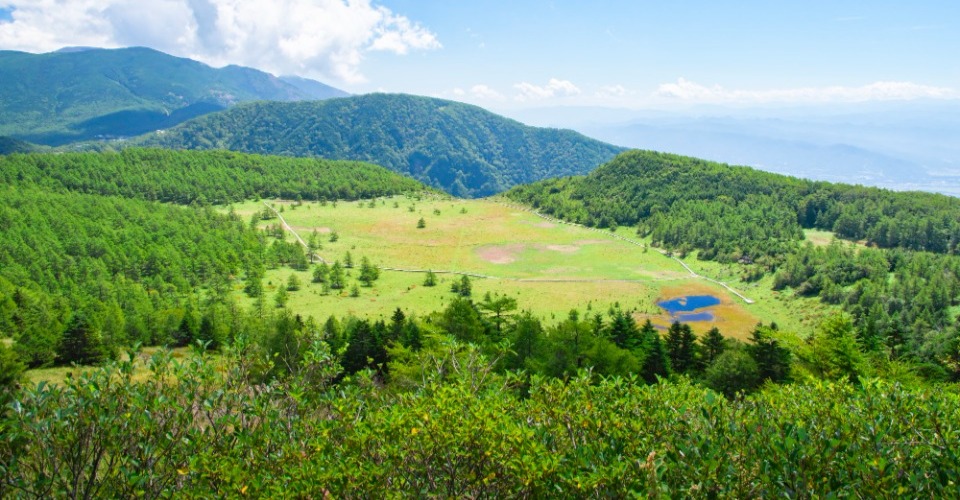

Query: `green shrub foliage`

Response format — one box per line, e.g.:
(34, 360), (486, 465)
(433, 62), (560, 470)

(2, 347), (958, 497)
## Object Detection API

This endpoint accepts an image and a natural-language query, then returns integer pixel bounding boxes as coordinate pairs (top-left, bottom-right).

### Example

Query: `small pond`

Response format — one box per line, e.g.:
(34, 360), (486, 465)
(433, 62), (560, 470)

(657, 295), (720, 323)
(675, 311), (715, 322)
(657, 295), (721, 314)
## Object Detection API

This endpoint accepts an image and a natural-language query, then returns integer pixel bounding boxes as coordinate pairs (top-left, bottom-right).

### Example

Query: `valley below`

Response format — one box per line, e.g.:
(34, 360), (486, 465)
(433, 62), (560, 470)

(235, 195), (803, 339)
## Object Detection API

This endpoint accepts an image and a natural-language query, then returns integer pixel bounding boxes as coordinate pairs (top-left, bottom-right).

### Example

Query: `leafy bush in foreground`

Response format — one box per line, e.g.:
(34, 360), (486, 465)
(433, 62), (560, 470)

(2, 343), (958, 497)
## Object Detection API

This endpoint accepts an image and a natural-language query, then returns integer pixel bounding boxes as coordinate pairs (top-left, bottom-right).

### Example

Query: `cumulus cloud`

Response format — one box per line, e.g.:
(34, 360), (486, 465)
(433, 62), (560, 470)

(595, 84), (627, 98)
(0, 0), (441, 84)
(449, 84), (504, 103)
(513, 78), (581, 101)
(656, 77), (957, 104)
(469, 84), (503, 101)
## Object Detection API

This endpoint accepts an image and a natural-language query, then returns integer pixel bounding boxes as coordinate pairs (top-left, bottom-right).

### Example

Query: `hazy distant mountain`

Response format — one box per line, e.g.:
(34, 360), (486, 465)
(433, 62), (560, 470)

(279, 76), (350, 100)
(0, 47), (348, 146)
(140, 93), (624, 197)
(0, 136), (39, 154)
(508, 102), (960, 196)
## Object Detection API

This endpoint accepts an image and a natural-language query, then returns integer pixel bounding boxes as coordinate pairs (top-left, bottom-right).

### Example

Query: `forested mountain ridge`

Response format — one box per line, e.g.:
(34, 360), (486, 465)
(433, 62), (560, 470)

(0, 47), (348, 146)
(0, 148), (425, 204)
(507, 149), (960, 259)
(0, 136), (38, 154)
(138, 93), (626, 197)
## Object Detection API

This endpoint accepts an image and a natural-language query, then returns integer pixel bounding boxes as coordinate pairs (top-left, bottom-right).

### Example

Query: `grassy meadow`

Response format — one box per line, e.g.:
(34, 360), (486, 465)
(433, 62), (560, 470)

(225, 195), (831, 340)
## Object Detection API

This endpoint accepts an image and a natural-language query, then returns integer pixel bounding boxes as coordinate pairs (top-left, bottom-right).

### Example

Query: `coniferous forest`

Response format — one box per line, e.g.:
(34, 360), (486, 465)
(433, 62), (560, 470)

(1, 146), (959, 496)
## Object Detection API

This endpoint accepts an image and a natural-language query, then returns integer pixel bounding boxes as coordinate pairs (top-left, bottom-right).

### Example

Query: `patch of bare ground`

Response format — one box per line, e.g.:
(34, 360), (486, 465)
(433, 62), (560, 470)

(476, 244), (526, 264)
(544, 244), (579, 253)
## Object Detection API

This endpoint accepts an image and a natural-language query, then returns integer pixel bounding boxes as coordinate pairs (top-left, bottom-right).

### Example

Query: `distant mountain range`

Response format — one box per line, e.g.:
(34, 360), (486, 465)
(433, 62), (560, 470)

(139, 93), (624, 197)
(0, 46), (348, 145)
(508, 102), (960, 196)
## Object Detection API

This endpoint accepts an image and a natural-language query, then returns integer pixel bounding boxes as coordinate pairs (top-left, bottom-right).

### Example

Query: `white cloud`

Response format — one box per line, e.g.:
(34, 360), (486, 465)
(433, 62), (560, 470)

(595, 84), (627, 98)
(0, 0), (440, 84)
(656, 77), (957, 104)
(469, 84), (503, 101)
(446, 84), (503, 104)
(513, 78), (581, 101)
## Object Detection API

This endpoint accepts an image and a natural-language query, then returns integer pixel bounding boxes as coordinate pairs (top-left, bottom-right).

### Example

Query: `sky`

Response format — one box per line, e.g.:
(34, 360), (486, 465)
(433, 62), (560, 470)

(0, 0), (958, 111)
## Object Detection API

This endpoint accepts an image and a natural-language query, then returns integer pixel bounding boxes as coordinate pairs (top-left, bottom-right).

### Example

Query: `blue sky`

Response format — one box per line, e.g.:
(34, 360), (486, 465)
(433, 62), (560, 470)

(364, 1), (960, 108)
(0, 1), (957, 109)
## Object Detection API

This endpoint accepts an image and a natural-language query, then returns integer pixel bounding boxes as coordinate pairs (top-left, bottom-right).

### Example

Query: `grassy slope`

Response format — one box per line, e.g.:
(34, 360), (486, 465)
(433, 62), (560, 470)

(229, 196), (826, 340)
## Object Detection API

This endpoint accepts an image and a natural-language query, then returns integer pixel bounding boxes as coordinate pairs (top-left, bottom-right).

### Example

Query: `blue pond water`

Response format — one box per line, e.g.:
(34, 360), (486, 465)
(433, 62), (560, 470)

(657, 295), (721, 314)
(657, 295), (720, 323)
(676, 312), (715, 322)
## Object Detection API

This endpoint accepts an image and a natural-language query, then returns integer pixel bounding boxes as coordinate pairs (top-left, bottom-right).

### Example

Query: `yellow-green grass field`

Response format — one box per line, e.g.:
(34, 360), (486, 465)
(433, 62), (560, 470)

(229, 195), (828, 340)
(25, 347), (195, 386)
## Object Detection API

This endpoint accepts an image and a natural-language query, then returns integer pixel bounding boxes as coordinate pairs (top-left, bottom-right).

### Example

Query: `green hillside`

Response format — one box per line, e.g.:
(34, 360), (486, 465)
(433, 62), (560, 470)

(0, 47), (347, 145)
(140, 93), (625, 197)
(507, 149), (960, 380)
(507, 149), (960, 258)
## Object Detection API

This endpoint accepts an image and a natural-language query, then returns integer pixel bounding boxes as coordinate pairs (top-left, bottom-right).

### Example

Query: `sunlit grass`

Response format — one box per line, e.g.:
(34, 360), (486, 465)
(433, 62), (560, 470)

(224, 195), (828, 339)
(25, 346), (195, 386)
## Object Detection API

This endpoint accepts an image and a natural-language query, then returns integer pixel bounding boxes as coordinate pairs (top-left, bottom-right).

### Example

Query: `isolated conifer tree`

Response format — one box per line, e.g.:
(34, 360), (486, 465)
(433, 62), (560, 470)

(640, 321), (670, 383)
(329, 261), (346, 289)
(666, 322), (699, 374)
(359, 256), (379, 286)
(389, 308), (406, 340)
(286, 274), (301, 291)
(312, 262), (330, 283)
(274, 287), (289, 308)
(58, 311), (107, 366)
(700, 327), (726, 368)
(423, 270), (437, 287)
(607, 307), (640, 350)
(452, 275), (472, 297)
(749, 326), (792, 383)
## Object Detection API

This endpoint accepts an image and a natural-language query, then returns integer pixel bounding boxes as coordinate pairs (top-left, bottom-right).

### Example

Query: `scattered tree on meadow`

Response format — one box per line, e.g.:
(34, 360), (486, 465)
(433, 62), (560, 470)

(274, 287), (289, 308)
(287, 274), (301, 291)
(358, 257), (380, 287)
(451, 275), (472, 297)
(312, 262), (330, 284)
(423, 270), (437, 287)
(329, 261), (346, 290)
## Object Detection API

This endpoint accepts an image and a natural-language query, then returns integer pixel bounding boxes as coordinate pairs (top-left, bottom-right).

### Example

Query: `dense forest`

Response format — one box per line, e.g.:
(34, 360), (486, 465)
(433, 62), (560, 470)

(0, 47), (347, 145)
(507, 150), (960, 258)
(507, 150), (960, 380)
(139, 94), (625, 197)
(0, 149), (424, 204)
(0, 150), (426, 370)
